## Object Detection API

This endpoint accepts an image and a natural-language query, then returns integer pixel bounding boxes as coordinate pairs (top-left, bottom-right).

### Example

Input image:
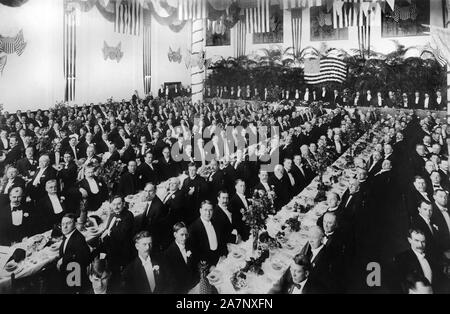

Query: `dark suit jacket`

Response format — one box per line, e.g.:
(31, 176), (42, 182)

(16, 157), (37, 178)
(122, 254), (164, 294)
(432, 204), (450, 251)
(163, 242), (199, 293)
(141, 197), (169, 251)
(181, 176), (208, 224)
(206, 170), (226, 203)
(187, 218), (227, 267)
(2, 145), (22, 167)
(102, 209), (135, 269)
(117, 172), (139, 197)
(0, 203), (35, 245)
(268, 175), (291, 210)
(27, 166), (57, 200)
(136, 162), (158, 188)
(156, 157), (178, 182)
(36, 193), (66, 232)
(211, 205), (240, 245)
(120, 147), (136, 165)
(411, 215), (441, 259)
(78, 177), (109, 212)
(394, 249), (441, 293)
(57, 161), (78, 193)
(163, 190), (185, 227)
(59, 229), (91, 292)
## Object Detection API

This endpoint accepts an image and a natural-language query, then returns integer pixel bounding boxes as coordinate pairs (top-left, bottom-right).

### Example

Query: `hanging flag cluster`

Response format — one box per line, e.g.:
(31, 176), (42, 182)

(115, 0), (143, 35)
(245, 0), (270, 34)
(178, 0), (207, 21)
(332, 0), (382, 29)
(304, 57), (347, 84)
(0, 30), (27, 56)
(281, 0), (323, 10)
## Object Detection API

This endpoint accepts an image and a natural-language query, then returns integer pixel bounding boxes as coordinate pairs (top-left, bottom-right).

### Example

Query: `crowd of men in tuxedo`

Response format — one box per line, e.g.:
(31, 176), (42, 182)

(205, 85), (447, 111)
(0, 88), (448, 294)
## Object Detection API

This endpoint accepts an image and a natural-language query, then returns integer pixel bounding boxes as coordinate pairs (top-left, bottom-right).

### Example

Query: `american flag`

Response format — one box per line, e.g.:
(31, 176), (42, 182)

(245, 0), (270, 34)
(178, 0), (207, 21)
(0, 30), (27, 56)
(304, 57), (347, 84)
(115, 0), (143, 36)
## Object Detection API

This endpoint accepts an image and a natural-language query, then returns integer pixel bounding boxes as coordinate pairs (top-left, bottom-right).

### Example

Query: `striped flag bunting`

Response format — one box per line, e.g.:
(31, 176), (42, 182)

(64, 10), (77, 102)
(282, 0), (322, 10)
(304, 57), (347, 84)
(291, 8), (302, 58)
(178, 0), (207, 21)
(245, 0), (270, 34)
(0, 55), (6, 76)
(333, 0), (382, 29)
(0, 30), (27, 56)
(143, 24), (152, 95)
(235, 18), (247, 57)
(115, 0), (143, 36)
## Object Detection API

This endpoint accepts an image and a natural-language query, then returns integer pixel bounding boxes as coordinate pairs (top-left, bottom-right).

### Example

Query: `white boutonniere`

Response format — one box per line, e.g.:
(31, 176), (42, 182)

(98, 182), (102, 186)
(153, 265), (160, 273)
(60, 196), (65, 201)
(171, 194), (175, 199)
(433, 224), (439, 231)
(186, 251), (192, 258)
(23, 212), (29, 218)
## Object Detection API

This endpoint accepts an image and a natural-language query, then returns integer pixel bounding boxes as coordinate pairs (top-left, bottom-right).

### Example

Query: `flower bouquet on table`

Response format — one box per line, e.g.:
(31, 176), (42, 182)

(284, 216), (301, 232)
(309, 146), (334, 202)
(258, 231), (281, 251)
(231, 250), (270, 291)
(97, 160), (126, 195)
(241, 190), (276, 251)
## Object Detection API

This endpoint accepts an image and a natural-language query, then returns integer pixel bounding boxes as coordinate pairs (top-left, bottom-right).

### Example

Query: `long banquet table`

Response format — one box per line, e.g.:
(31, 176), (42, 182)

(208, 122), (384, 294)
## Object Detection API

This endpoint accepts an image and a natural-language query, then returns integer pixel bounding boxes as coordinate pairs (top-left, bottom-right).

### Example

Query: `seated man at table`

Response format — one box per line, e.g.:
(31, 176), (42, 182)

(36, 179), (66, 233)
(269, 253), (325, 294)
(317, 192), (341, 228)
(164, 222), (199, 293)
(299, 225), (337, 293)
(121, 231), (165, 294)
(188, 200), (227, 268)
(57, 213), (91, 294)
(100, 195), (135, 280)
(0, 186), (37, 245)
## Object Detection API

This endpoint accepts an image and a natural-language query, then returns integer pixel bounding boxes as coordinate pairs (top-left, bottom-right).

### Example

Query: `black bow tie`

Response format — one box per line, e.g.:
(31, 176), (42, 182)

(11, 206), (21, 212)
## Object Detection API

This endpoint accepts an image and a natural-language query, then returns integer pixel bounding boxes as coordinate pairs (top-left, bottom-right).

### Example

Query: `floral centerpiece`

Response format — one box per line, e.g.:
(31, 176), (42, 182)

(231, 250), (270, 291)
(309, 146), (334, 202)
(241, 190), (276, 251)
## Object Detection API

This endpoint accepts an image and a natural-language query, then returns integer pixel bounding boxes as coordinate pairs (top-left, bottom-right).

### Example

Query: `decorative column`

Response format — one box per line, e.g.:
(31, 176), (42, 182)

(63, 0), (77, 102)
(191, 18), (206, 104)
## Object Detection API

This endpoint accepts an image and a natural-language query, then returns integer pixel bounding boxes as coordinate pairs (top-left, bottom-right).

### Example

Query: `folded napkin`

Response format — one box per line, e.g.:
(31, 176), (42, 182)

(6, 248), (26, 264)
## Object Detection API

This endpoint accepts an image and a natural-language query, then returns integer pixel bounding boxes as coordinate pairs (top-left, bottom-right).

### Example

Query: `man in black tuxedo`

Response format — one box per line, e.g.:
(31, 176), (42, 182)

(122, 231), (165, 294)
(156, 146), (178, 183)
(395, 228), (443, 293)
(431, 189), (450, 252)
(0, 166), (25, 196)
(119, 138), (136, 165)
(100, 196), (135, 277)
(213, 190), (242, 246)
(367, 151), (383, 177)
(410, 144), (428, 176)
(140, 182), (169, 252)
(331, 89), (342, 108)
(188, 200), (227, 268)
(269, 165), (291, 211)
(321, 212), (346, 286)
(206, 159), (225, 204)
(269, 254), (325, 294)
(28, 154), (57, 202)
(253, 169), (272, 194)
(320, 86), (331, 103)
(0, 186), (35, 245)
(16, 146), (37, 179)
(57, 152), (78, 194)
(0, 135), (22, 173)
(299, 225), (337, 293)
(407, 176), (433, 219)
(182, 163), (208, 225)
(56, 213), (91, 293)
(411, 201), (441, 259)
(78, 165), (108, 215)
(136, 151), (158, 188)
(117, 160), (139, 197)
(164, 222), (199, 293)
(36, 179), (66, 233)
(162, 177), (185, 230)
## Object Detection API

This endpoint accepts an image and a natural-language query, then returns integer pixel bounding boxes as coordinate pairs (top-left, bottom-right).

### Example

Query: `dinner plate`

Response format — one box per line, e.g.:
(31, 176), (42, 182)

(231, 248), (246, 260)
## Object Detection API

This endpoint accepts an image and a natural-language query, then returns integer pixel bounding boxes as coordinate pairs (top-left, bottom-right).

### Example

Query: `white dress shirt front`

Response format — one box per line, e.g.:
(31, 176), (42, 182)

(201, 218), (218, 251)
(86, 178), (99, 194)
(11, 205), (23, 226)
(48, 194), (64, 214)
(33, 167), (47, 186)
(412, 249), (432, 283)
(139, 255), (156, 292)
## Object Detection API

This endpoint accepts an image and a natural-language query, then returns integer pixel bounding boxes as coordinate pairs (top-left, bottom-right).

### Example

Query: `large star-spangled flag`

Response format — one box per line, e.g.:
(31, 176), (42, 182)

(304, 57), (347, 84)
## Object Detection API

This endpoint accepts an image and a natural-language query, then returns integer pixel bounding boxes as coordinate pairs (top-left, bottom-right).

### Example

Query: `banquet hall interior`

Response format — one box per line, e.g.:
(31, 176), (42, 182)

(0, 0), (450, 295)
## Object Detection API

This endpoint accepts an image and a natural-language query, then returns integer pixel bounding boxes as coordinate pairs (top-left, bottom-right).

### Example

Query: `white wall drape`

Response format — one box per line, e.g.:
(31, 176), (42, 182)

(0, 0), (64, 112)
